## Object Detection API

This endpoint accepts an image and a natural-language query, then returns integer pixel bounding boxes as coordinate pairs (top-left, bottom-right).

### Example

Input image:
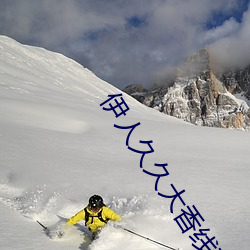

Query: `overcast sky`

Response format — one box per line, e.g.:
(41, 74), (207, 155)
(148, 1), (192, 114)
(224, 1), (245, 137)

(0, 0), (249, 89)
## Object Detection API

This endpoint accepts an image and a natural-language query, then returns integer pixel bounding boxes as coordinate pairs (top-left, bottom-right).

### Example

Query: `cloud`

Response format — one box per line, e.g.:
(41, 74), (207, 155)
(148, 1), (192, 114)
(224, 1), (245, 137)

(200, 18), (240, 45)
(0, 0), (249, 89)
(208, 3), (250, 68)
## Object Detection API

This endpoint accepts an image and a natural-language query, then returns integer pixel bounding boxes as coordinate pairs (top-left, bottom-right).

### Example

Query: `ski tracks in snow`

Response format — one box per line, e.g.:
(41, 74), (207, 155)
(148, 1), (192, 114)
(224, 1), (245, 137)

(0, 180), (65, 221)
(0, 183), (184, 249)
(0, 182), (23, 207)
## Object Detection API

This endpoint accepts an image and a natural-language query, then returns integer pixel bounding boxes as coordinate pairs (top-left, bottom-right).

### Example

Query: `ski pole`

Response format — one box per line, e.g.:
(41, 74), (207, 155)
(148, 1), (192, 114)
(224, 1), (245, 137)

(37, 220), (48, 231)
(122, 227), (179, 250)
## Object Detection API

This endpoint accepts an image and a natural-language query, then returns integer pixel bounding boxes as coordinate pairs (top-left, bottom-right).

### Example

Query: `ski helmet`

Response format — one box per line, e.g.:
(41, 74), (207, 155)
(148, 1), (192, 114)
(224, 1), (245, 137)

(89, 195), (104, 210)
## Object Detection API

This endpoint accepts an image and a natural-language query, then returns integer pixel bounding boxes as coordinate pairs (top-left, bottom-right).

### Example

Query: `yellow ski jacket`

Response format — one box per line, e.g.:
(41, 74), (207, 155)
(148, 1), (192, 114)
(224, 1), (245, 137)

(67, 206), (121, 233)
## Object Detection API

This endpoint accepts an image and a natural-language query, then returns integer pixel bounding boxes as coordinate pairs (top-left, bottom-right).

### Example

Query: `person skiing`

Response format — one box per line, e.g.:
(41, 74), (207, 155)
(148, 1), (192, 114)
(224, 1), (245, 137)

(66, 194), (121, 238)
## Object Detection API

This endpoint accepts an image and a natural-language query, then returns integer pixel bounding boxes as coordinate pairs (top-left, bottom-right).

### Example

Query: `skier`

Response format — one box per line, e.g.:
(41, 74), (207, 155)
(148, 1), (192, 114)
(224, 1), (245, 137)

(66, 194), (122, 239)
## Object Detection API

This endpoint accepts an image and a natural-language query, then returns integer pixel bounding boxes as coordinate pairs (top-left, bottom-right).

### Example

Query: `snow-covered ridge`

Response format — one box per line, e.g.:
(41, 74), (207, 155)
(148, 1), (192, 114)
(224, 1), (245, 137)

(0, 35), (144, 107)
(0, 35), (153, 133)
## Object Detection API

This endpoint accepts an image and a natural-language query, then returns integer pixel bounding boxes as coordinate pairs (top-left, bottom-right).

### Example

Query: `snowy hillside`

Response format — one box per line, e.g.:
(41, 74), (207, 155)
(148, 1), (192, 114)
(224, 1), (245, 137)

(0, 36), (250, 250)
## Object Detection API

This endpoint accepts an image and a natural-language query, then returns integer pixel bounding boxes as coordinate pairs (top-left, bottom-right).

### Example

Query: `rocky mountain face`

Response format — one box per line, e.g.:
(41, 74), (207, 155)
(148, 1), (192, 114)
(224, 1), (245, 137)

(123, 49), (250, 130)
(217, 66), (250, 100)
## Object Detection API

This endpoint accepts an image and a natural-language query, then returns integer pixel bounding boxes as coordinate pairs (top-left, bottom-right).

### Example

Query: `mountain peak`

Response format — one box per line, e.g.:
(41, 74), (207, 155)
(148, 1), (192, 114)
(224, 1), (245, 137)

(177, 49), (211, 78)
(124, 48), (250, 130)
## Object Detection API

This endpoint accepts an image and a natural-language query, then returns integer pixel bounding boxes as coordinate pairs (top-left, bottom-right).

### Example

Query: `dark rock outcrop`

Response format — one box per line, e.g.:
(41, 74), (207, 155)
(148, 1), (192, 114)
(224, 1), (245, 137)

(123, 49), (250, 130)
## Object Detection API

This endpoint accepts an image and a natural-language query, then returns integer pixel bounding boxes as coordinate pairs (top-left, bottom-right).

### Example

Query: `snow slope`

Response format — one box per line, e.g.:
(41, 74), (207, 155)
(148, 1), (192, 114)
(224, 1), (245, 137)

(0, 36), (250, 250)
